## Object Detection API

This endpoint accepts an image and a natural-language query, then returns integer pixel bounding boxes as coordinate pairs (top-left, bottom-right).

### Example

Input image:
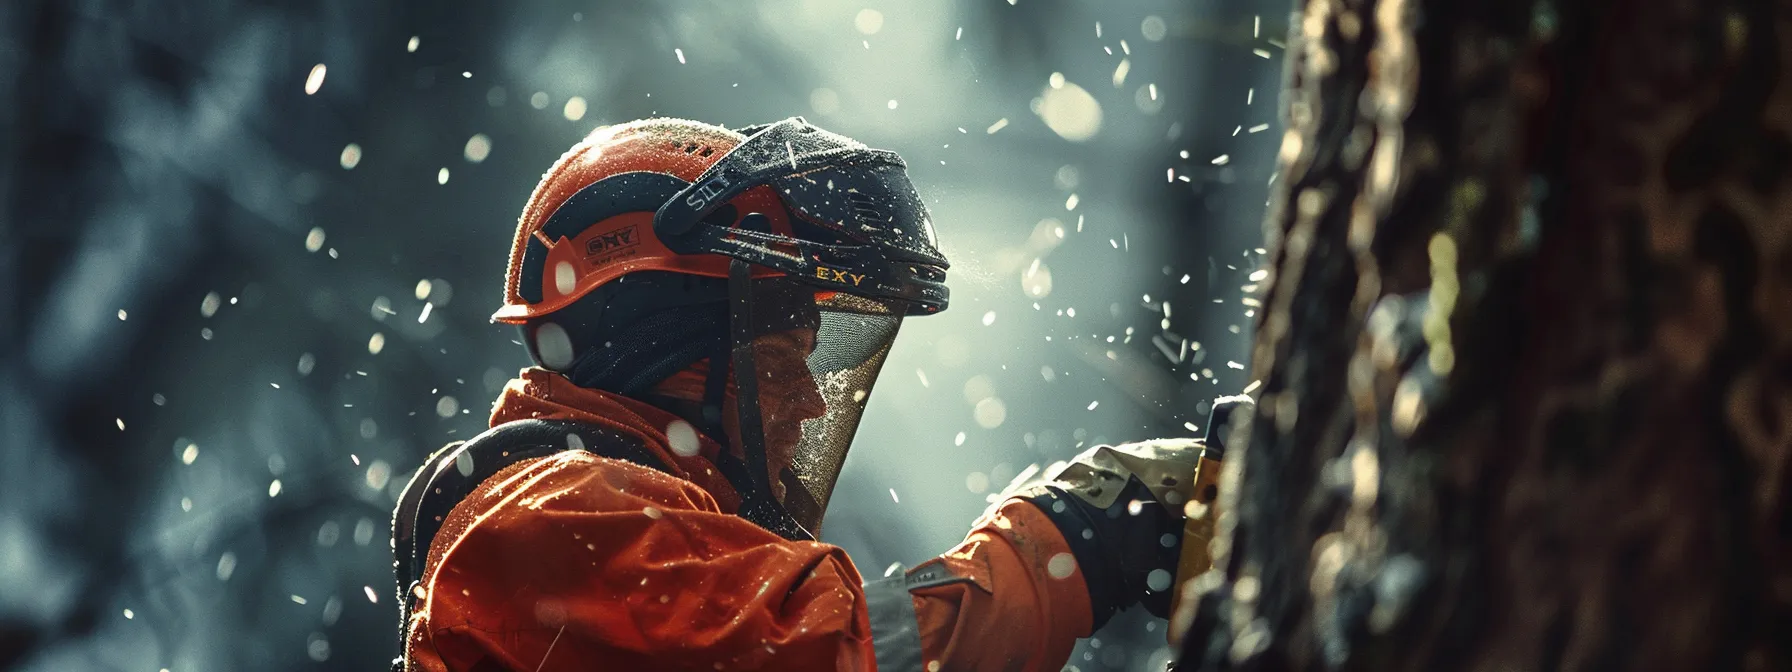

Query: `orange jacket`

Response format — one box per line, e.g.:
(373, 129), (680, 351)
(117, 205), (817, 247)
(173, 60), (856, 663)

(405, 369), (1091, 671)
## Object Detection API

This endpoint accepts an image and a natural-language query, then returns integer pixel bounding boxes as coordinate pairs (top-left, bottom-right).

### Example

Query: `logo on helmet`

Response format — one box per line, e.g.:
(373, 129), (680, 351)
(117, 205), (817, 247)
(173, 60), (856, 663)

(684, 174), (733, 210)
(816, 266), (866, 287)
(585, 225), (639, 255)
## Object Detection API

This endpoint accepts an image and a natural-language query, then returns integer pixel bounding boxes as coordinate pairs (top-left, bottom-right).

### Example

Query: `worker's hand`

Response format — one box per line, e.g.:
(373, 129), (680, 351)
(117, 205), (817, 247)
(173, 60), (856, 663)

(1002, 438), (1205, 628)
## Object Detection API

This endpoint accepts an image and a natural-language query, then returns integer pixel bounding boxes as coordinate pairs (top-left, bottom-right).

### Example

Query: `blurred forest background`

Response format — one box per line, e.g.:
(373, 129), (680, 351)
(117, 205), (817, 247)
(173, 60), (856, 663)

(0, 1), (1286, 669)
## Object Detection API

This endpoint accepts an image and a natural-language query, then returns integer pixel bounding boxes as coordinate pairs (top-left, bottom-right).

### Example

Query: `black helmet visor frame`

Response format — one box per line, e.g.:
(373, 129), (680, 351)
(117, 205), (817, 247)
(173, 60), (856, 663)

(654, 117), (950, 316)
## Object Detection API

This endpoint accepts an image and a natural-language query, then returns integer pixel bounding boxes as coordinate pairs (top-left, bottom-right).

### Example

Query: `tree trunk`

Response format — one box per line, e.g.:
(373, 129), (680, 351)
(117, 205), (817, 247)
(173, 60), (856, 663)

(1177, 0), (1792, 669)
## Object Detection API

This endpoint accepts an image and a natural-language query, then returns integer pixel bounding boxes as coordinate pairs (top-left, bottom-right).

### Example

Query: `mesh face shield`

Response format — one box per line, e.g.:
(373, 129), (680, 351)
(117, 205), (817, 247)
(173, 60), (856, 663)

(780, 291), (904, 534)
(725, 273), (905, 538)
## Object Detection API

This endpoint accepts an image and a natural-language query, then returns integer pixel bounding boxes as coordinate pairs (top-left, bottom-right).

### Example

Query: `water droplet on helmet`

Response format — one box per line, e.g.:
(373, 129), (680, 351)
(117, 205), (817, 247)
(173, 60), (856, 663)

(553, 261), (577, 295)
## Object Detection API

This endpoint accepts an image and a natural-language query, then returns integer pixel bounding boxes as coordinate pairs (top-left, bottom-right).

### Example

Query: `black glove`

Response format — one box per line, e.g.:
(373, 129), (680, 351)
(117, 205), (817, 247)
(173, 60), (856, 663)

(1005, 439), (1204, 629)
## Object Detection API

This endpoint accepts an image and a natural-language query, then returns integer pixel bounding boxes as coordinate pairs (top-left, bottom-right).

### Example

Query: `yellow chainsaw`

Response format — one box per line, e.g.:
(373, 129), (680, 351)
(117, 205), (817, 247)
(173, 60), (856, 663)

(1167, 395), (1253, 646)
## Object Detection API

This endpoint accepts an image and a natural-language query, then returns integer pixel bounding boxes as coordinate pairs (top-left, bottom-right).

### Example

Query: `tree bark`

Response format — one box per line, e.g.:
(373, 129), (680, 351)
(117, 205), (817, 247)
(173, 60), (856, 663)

(1177, 0), (1792, 670)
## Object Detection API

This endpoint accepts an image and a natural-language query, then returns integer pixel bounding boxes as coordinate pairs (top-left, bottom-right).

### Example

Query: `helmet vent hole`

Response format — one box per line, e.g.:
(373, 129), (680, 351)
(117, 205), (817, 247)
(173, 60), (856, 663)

(699, 146), (716, 157)
(847, 193), (883, 223)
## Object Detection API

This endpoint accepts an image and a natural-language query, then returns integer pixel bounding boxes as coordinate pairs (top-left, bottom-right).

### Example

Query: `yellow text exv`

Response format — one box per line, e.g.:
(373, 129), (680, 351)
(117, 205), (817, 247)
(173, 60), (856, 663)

(815, 266), (866, 286)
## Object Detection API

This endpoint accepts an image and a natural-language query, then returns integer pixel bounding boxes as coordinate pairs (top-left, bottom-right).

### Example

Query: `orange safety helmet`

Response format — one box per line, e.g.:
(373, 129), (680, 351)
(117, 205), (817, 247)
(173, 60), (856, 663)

(490, 116), (949, 540)
(494, 118), (783, 324)
(494, 116), (948, 324)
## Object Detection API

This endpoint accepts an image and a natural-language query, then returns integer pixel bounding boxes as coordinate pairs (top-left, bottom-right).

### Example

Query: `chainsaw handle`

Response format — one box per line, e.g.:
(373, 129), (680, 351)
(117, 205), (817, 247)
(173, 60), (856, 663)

(1166, 396), (1253, 646)
(1166, 453), (1223, 645)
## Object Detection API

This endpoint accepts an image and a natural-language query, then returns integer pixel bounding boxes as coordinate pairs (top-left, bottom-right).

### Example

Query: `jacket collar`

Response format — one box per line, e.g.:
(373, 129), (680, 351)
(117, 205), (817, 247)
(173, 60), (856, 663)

(488, 367), (742, 512)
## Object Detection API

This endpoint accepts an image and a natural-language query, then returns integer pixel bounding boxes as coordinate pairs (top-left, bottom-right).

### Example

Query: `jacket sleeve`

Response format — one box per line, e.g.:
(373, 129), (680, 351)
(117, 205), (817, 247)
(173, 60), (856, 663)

(899, 500), (1094, 672)
(407, 451), (874, 672)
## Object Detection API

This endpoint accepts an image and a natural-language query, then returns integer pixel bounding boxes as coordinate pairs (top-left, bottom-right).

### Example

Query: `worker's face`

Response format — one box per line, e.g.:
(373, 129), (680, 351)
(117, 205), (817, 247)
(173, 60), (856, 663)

(646, 326), (824, 502)
(750, 328), (828, 502)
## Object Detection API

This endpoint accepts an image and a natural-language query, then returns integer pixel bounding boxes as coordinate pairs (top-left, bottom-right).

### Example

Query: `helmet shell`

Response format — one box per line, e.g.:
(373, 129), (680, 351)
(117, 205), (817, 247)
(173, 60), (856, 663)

(494, 118), (788, 324)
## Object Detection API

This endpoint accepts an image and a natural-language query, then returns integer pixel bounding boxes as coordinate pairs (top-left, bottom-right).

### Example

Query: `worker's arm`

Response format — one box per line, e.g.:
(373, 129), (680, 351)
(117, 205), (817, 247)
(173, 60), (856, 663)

(898, 500), (1095, 672)
(882, 439), (1204, 672)
(406, 451), (874, 672)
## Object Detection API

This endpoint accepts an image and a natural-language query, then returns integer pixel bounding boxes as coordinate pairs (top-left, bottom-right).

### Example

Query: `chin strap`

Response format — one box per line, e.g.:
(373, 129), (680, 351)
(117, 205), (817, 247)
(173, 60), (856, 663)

(699, 334), (732, 445)
(716, 258), (814, 541)
(728, 259), (773, 493)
